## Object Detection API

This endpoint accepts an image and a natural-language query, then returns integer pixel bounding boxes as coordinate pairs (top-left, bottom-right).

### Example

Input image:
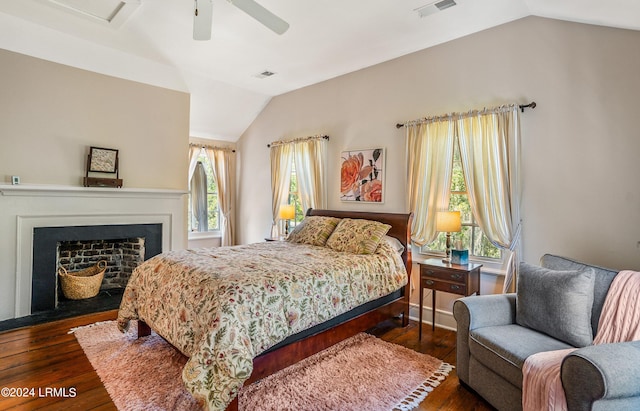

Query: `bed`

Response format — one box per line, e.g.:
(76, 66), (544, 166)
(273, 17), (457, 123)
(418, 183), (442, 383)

(117, 208), (413, 411)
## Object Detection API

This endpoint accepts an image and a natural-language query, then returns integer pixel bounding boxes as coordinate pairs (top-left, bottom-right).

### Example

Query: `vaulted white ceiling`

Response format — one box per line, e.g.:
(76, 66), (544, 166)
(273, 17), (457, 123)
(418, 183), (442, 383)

(1, 0), (638, 141)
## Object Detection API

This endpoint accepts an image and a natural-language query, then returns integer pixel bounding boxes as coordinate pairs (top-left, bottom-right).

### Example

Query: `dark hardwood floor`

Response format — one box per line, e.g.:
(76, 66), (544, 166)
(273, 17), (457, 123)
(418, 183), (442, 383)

(0, 311), (494, 410)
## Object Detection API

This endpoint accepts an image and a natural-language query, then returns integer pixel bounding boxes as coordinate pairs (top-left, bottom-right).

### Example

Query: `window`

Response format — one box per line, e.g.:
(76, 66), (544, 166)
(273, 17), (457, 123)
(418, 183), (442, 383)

(189, 151), (220, 232)
(270, 136), (327, 233)
(422, 141), (501, 260)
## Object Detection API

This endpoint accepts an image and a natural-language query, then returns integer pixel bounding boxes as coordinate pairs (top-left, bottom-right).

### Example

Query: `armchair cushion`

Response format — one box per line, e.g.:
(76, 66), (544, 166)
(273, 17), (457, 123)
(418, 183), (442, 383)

(517, 262), (595, 347)
(471, 325), (573, 388)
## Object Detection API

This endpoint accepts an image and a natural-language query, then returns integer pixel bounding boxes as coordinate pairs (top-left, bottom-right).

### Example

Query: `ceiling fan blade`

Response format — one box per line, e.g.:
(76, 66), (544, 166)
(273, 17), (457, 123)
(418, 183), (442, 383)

(193, 0), (213, 41)
(228, 0), (289, 35)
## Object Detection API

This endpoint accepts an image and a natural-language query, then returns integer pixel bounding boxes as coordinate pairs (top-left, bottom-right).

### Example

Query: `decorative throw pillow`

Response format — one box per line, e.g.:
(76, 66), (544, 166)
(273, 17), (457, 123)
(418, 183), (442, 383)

(325, 218), (391, 254)
(285, 216), (341, 246)
(540, 253), (618, 336)
(516, 262), (595, 347)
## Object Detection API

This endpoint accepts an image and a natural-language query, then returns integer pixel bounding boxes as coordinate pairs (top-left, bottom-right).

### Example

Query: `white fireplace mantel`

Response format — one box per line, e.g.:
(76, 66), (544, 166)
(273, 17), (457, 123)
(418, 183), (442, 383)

(0, 183), (187, 321)
(0, 184), (187, 199)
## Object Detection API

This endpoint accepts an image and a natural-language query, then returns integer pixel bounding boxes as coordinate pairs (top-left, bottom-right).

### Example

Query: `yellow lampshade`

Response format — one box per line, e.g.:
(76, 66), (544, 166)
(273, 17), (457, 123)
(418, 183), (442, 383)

(279, 204), (295, 220)
(436, 211), (461, 232)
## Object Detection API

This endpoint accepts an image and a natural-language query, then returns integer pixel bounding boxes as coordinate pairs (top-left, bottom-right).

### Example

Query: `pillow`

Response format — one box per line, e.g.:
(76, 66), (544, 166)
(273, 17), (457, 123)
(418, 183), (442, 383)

(374, 236), (406, 271)
(516, 262), (595, 347)
(285, 216), (341, 246)
(540, 253), (618, 336)
(376, 235), (405, 254)
(325, 218), (391, 254)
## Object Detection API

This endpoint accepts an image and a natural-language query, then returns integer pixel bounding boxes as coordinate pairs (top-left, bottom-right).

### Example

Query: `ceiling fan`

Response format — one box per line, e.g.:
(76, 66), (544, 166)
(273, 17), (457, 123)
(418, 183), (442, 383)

(193, 0), (290, 40)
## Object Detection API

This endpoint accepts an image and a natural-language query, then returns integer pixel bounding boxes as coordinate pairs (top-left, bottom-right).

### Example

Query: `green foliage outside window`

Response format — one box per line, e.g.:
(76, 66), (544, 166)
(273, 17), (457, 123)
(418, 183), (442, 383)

(288, 163), (304, 226)
(423, 143), (501, 260)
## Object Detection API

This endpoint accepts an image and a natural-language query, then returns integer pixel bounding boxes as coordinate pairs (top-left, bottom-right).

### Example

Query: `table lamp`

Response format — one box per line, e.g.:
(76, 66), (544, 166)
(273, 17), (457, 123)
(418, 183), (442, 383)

(436, 211), (461, 264)
(279, 204), (295, 236)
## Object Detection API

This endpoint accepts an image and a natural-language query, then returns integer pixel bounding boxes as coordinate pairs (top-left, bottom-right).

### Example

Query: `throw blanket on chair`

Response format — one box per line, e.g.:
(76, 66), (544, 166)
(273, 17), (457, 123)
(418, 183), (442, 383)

(522, 270), (640, 411)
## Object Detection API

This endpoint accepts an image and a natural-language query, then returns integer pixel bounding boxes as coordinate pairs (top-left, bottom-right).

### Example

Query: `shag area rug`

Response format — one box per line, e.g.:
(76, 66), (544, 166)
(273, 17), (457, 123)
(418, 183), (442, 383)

(72, 320), (452, 411)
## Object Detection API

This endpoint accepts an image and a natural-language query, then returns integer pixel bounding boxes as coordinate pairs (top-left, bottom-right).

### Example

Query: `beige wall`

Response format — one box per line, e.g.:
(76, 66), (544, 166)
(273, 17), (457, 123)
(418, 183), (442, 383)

(0, 49), (190, 189)
(237, 17), (640, 328)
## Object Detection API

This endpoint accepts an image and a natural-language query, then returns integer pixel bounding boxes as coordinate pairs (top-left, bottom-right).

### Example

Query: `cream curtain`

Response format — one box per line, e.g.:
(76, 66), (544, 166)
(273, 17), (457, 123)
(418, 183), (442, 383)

(188, 145), (202, 182)
(406, 118), (456, 246)
(270, 143), (293, 225)
(205, 147), (235, 246)
(188, 146), (205, 232)
(457, 105), (522, 292)
(293, 138), (327, 212)
(191, 162), (208, 232)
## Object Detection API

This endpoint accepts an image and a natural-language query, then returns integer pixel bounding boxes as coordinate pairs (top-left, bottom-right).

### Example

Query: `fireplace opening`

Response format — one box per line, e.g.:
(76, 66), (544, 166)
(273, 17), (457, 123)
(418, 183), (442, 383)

(32, 224), (162, 314)
(56, 237), (145, 300)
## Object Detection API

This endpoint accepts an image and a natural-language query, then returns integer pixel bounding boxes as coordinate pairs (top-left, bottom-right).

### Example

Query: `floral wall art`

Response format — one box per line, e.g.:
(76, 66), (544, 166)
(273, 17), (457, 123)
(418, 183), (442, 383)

(340, 148), (384, 203)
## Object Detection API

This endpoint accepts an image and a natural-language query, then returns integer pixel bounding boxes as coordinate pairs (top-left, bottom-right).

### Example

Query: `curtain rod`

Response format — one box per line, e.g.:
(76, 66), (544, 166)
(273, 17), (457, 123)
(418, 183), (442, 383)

(395, 101), (536, 129)
(190, 143), (235, 152)
(267, 134), (329, 148)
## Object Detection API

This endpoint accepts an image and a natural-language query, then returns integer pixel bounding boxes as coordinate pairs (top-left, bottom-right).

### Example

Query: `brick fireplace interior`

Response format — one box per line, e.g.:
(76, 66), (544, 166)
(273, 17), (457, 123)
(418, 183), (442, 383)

(57, 237), (145, 292)
(31, 223), (162, 314)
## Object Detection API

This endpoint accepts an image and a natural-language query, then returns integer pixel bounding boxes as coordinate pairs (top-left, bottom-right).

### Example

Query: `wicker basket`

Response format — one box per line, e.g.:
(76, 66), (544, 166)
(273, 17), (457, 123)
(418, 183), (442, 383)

(58, 260), (107, 300)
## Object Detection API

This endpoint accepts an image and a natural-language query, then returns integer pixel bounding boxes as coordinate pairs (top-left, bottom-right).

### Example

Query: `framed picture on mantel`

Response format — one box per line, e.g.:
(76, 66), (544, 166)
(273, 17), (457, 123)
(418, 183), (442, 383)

(84, 146), (123, 188)
(88, 147), (118, 173)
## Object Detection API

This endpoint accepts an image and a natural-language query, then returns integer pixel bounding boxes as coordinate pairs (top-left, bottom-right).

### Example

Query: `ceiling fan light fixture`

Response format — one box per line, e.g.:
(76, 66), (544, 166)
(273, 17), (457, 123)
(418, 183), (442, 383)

(193, 0), (213, 41)
(192, 0), (288, 40)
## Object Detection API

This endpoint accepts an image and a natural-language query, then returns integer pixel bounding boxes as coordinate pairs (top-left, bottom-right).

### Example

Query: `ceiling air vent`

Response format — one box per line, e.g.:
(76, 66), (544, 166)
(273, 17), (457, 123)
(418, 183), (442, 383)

(255, 70), (276, 79)
(435, 0), (456, 11)
(414, 0), (457, 18)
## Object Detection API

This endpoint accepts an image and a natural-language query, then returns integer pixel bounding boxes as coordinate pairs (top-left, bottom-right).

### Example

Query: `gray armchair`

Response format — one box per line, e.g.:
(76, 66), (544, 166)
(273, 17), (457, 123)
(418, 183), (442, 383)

(562, 340), (640, 411)
(453, 254), (640, 411)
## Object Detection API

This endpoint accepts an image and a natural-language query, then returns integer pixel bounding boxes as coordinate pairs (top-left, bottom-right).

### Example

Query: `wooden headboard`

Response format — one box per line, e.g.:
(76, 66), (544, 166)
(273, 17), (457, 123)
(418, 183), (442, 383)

(305, 208), (413, 274)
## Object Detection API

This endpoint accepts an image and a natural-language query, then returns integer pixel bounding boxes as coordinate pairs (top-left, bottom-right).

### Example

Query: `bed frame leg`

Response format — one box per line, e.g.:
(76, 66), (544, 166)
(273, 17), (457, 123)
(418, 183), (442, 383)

(138, 320), (151, 338)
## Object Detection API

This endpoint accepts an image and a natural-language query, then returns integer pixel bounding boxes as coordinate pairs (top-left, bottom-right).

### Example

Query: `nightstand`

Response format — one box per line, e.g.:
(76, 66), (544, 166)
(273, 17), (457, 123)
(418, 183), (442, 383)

(418, 258), (482, 339)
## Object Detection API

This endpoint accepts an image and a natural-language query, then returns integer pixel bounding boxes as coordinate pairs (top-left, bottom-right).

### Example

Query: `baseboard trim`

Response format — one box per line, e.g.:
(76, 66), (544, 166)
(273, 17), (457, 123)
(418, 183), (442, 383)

(408, 302), (457, 331)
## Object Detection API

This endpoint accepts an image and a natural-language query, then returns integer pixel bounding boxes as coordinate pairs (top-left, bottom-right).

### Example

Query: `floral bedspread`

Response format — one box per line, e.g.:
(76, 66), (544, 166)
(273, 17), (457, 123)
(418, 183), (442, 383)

(117, 240), (407, 411)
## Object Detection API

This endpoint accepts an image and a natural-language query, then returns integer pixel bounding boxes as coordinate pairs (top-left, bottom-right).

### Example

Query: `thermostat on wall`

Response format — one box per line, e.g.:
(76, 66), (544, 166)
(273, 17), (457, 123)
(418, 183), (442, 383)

(11, 176), (20, 185)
